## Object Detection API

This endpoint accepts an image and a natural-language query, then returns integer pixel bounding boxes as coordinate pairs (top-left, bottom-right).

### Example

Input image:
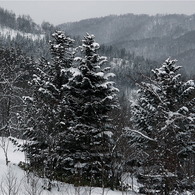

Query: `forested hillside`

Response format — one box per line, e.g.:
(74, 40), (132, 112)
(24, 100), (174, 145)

(0, 7), (58, 58)
(0, 7), (160, 97)
(59, 13), (195, 75)
(0, 7), (42, 33)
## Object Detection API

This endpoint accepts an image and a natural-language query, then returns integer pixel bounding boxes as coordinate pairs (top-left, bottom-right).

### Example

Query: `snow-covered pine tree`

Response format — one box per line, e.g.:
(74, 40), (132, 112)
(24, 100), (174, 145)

(62, 33), (119, 188)
(130, 58), (195, 194)
(23, 31), (75, 186)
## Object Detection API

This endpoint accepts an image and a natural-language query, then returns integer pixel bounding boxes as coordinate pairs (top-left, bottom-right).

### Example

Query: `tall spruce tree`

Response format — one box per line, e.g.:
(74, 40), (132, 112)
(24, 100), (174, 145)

(23, 32), (119, 189)
(62, 33), (119, 187)
(130, 58), (195, 194)
(23, 31), (75, 186)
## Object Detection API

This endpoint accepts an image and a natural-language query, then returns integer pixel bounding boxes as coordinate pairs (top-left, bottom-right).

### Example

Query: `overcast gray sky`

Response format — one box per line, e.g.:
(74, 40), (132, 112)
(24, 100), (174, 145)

(0, 1), (195, 25)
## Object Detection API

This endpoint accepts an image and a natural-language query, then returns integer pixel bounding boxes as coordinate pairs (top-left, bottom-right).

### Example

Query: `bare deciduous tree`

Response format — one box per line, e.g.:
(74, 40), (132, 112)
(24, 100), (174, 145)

(0, 166), (22, 195)
(0, 137), (10, 165)
(23, 173), (43, 195)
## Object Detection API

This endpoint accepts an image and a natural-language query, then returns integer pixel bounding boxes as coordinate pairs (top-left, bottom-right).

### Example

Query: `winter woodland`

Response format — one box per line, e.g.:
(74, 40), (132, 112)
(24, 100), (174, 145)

(0, 7), (195, 195)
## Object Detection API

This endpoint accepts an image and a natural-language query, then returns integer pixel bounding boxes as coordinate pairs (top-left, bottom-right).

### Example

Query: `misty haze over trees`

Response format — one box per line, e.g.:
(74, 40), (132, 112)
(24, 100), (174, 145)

(0, 7), (195, 195)
(60, 13), (195, 75)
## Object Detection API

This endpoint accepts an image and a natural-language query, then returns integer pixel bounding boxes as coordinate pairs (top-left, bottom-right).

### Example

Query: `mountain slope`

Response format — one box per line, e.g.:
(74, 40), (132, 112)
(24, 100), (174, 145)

(0, 7), (63, 59)
(0, 26), (44, 41)
(59, 14), (195, 74)
(0, 7), (45, 41)
(0, 7), (42, 34)
(59, 14), (195, 43)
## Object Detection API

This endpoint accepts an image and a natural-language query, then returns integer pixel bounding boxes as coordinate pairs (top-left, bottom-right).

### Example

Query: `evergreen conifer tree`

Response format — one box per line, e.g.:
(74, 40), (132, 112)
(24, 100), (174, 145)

(63, 33), (119, 187)
(23, 32), (119, 189)
(130, 58), (195, 193)
(23, 31), (75, 186)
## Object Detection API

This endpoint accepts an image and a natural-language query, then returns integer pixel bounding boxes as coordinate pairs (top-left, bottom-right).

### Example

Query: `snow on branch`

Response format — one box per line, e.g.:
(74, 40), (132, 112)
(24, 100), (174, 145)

(124, 127), (157, 142)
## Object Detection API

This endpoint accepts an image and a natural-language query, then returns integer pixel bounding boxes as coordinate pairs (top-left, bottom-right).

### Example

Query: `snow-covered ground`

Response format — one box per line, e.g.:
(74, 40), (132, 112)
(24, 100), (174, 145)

(0, 137), (193, 195)
(0, 137), (140, 195)
(0, 26), (45, 40)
